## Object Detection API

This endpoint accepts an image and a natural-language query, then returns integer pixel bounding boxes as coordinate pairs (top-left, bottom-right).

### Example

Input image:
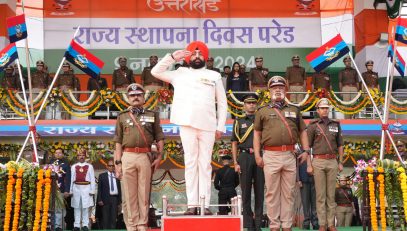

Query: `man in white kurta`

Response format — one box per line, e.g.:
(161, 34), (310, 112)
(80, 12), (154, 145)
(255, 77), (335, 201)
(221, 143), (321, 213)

(151, 41), (227, 215)
(69, 151), (96, 230)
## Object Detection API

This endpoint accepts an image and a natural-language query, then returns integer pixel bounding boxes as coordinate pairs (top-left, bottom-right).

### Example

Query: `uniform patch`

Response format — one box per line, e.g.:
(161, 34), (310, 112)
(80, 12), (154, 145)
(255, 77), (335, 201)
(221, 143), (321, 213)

(140, 116), (155, 123)
(328, 126), (338, 132)
(241, 123), (247, 129)
(284, 111), (296, 118)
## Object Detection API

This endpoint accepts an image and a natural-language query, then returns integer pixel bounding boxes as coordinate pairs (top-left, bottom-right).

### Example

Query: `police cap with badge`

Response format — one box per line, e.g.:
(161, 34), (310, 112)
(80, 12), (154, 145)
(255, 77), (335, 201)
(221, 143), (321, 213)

(267, 76), (286, 89)
(127, 83), (145, 96)
(242, 93), (259, 104)
(316, 98), (331, 108)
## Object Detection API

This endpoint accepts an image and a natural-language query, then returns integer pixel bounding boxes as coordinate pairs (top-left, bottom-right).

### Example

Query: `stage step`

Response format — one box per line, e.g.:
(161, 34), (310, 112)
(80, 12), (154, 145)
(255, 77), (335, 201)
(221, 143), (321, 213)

(161, 215), (242, 231)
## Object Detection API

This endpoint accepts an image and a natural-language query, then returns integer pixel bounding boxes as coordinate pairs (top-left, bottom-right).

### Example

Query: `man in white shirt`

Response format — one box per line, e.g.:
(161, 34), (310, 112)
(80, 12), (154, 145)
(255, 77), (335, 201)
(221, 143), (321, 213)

(97, 159), (121, 229)
(69, 149), (96, 231)
(151, 41), (227, 215)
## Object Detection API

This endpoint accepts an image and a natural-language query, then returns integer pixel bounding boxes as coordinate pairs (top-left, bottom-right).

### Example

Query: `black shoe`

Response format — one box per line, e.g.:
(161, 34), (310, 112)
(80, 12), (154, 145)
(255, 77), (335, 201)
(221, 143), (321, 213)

(303, 224), (310, 230)
(81, 226), (89, 231)
(55, 228), (63, 231)
(73, 228), (80, 231)
(313, 224), (320, 230)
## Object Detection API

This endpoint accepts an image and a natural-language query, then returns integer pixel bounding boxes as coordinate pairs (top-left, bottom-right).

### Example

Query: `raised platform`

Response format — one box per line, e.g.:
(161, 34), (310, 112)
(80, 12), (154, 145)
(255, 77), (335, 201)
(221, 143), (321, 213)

(162, 215), (241, 231)
(66, 227), (363, 231)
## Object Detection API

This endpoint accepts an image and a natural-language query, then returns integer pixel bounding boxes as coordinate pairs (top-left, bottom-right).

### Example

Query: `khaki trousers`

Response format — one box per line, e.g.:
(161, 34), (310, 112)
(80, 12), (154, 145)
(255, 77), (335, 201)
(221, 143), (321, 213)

(312, 158), (338, 227)
(263, 150), (297, 229)
(121, 152), (152, 231)
(335, 205), (353, 227)
(288, 85), (305, 103)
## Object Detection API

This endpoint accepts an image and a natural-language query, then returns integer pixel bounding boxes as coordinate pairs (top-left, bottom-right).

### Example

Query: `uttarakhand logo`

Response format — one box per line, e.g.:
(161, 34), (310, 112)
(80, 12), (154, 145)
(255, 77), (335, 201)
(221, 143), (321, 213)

(0, 53), (10, 67)
(52, 0), (74, 15)
(295, 0), (317, 15)
(324, 47), (339, 61)
(74, 54), (88, 68)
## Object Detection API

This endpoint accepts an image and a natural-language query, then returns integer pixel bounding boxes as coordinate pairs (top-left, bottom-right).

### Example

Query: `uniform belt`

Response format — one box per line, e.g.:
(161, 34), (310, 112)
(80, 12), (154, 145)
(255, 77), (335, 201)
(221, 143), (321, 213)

(124, 147), (151, 153)
(74, 181), (90, 185)
(337, 203), (352, 207)
(264, 145), (295, 152)
(313, 154), (337, 159)
(240, 148), (254, 154)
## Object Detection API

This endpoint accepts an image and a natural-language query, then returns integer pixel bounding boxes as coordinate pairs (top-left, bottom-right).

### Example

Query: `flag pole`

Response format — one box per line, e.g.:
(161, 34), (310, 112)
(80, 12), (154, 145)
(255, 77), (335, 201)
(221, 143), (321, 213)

(15, 58), (38, 163)
(379, 56), (392, 160)
(34, 26), (81, 123)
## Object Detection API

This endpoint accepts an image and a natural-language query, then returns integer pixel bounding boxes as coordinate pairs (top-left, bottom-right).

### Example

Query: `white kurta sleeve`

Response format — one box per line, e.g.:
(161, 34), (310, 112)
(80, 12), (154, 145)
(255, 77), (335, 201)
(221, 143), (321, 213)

(215, 78), (227, 132)
(70, 165), (75, 194)
(151, 54), (178, 83)
(89, 164), (96, 194)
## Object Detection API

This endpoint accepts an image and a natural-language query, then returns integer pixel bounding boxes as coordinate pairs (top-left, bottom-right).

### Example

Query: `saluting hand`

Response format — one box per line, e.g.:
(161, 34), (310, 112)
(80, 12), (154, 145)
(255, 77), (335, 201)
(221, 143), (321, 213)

(115, 165), (122, 180)
(171, 50), (192, 62)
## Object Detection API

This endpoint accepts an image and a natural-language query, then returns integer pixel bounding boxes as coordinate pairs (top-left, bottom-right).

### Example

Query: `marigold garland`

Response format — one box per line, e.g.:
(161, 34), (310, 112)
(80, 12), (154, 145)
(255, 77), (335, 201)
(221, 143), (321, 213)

(33, 169), (44, 231)
(397, 167), (407, 223)
(367, 167), (378, 231)
(41, 169), (52, 231)
(384, 171), (395, 230)
(4, 166), (16, 231)
(376, 167), (386, 230)
(12, 168), (24, 231)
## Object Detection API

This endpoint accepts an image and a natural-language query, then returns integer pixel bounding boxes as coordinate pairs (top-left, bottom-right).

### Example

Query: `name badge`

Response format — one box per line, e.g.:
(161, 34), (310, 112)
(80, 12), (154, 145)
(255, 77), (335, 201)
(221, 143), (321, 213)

(284, 111), (296, 118)
(269, 113), (277, 118)
(140, 116), (155, 123)
(329, 126), (338, 132)
(200, 78), (215, 86)
(241, 123), (247, 129)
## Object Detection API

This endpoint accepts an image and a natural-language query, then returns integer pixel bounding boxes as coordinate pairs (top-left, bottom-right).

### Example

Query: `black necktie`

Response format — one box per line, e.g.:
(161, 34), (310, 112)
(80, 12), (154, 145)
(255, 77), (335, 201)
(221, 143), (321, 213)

(110, 173), (114, 192)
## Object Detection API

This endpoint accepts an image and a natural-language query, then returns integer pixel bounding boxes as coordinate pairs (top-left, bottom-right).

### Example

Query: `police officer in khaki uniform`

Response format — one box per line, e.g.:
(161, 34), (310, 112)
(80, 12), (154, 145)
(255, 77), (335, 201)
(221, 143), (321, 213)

(206, 56), (221, 73)
(56, 62), (78, 119)
(254, 76), (310, 231)
(335, 175), (354, 227)
(114, 83), (164, 231)
(249, 56), (269, 91)
(32, 60), (50, 91)
(307, 98), (344, 231)
(232, 93), (264, 231)
(312, 70), (331, 91)
(285, 55), (306, 103)
(112, 56), (135, 91)
(1, 65), (19, 90)
(339, 57), (359, 101)
(362, 60), (379, 90)
(141, 55), (165, 91)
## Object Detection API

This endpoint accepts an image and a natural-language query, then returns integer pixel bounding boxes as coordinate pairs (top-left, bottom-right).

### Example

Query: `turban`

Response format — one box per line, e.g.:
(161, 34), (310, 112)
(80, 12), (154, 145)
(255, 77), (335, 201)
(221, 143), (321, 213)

(185, 41), (209, 63)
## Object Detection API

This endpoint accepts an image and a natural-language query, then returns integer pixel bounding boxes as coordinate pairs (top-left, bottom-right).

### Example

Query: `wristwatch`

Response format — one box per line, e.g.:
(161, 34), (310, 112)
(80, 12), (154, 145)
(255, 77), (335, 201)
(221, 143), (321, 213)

(303, 149), (311, 154)
(115, 160), (122, 165)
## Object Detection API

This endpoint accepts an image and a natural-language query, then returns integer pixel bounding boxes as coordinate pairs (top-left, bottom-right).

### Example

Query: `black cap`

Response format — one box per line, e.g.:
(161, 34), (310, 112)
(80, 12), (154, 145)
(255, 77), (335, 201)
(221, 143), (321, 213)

(221, 155), (232, 161)
(242, 93), (259, 103)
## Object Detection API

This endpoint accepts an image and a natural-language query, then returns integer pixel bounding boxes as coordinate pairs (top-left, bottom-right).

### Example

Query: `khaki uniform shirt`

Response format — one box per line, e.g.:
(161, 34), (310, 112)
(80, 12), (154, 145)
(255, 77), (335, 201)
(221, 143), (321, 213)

(285, 66), (305, 85)
(312, 72), (330, 90)
(56, 72), (77, 89)
(113, 109), (164, 148)
(338, 67), (358, 86)
(112, 67), (134, 89)
(362, 70), (378, 88)
(1, 74), (19, 89)
(31, 71), (50, 89)
(307, 118), (343, 154)
(248, 68), (269, 85)
(141, 66), (164, 86)
(254, 103), (306, 146)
